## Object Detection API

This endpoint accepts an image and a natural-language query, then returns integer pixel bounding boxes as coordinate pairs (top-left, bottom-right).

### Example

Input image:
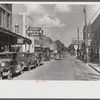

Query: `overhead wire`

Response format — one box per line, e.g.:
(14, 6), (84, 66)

(87, 7), (100, 25)
(79, 5), (100, 39)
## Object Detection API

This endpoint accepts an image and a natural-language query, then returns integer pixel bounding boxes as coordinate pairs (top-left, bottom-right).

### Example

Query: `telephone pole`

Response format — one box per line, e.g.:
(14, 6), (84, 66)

(83, 5), (89, 65)
(77, 28), (79, 44)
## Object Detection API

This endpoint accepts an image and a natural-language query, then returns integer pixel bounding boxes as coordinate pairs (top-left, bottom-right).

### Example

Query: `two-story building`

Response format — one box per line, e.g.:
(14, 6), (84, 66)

(12, 13), (33, 52)
(0, 4), (31, 52)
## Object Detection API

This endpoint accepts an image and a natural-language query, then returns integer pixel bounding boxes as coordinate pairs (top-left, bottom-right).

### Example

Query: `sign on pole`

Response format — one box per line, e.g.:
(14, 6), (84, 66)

(74, 45), (78, 50)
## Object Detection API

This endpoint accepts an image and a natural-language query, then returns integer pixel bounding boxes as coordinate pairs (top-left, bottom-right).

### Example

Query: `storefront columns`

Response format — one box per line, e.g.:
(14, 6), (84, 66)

(25, 43), (27, 52)
(99, 45), (100, 62)
(29, 44), (31, 52)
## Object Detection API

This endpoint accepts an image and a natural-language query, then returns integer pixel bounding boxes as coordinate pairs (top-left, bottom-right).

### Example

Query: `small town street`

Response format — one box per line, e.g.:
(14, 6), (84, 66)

(13, 54), (100, 80)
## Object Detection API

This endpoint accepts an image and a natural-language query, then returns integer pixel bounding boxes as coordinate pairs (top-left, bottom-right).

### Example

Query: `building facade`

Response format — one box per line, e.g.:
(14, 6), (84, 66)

(0, 4), (31, 52)
(12, 13), (33, 52)
(90, 14), (100, 61)
(0, 4), (12, 31)
(82, 14), (100, 62)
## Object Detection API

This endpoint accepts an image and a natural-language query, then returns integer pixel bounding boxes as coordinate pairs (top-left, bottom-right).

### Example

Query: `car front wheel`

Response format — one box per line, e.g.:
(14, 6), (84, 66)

(7, 70), (13, 80)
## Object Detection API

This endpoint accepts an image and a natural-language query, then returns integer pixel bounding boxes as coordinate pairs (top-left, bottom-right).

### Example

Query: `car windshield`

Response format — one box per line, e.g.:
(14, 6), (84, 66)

(0, 54), (13, 59)
(18, 53), (25, 57)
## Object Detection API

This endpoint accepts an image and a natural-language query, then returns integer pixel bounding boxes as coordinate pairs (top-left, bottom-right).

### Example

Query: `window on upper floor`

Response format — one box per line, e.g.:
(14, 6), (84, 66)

(7, 12), (10, 29)
(2, 9), (5, 27)
(0, 8), (1, 26)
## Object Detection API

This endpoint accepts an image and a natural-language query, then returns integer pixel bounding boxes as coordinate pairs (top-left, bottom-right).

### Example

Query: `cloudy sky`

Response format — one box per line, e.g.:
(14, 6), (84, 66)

(12, 3), (100, 47)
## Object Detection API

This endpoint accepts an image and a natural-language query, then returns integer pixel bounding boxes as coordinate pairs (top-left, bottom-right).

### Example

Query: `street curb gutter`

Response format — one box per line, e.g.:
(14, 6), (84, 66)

(88, 64), (100, 74)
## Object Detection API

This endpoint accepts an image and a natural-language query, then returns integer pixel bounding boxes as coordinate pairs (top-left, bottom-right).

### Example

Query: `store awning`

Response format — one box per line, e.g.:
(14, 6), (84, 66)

(0, 27), (31, 44)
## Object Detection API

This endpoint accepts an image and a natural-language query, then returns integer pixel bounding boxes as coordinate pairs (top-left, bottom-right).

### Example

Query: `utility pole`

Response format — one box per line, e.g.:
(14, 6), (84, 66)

(77, 28), (79, 57)
(83, 5), (89, 65)
(77, 28), (79, 45)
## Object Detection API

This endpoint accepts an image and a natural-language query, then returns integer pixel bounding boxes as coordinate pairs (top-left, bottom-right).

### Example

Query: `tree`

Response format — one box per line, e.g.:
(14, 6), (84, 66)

(55, 40), (66, 53)
(67, 43), (74, 52)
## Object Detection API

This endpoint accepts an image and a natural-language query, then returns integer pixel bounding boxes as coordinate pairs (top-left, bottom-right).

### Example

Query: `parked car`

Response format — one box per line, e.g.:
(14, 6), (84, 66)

(22, 52), (37, 71)
(34, 52), (43, 66)
(0, 52), (25, 79)
(0, 52), (37, 79)
(43, 53), (51, 61)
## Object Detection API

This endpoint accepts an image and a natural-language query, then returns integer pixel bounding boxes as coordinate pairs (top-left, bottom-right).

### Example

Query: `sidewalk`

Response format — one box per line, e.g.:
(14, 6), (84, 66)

(77, 57), (100, 74)
(88, 63), (100, 74)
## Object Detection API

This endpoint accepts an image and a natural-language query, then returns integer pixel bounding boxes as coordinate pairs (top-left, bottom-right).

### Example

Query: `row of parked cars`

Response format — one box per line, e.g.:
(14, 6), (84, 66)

(0, 52), (43, 80)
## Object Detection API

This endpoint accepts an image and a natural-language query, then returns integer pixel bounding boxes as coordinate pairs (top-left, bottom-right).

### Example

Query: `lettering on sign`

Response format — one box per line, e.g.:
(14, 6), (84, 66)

(26, 27), (43, 36)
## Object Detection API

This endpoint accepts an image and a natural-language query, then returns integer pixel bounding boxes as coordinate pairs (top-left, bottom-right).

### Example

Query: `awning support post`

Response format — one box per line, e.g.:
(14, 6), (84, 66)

(25, 43), (27, 52)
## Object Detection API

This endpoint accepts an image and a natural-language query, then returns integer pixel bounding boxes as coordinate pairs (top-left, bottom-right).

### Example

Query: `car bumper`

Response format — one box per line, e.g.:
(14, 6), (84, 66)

(2, 72), (9, 76)
(15, 70), (21, 73)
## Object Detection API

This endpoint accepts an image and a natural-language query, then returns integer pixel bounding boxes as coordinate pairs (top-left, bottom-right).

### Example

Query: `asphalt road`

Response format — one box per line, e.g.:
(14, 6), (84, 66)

(13, 54), (100, 80)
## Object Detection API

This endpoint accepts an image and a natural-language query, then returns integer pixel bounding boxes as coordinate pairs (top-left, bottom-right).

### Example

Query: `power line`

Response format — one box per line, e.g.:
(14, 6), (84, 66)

(87, 7), (100, 25)
(79, 6), (100, 40)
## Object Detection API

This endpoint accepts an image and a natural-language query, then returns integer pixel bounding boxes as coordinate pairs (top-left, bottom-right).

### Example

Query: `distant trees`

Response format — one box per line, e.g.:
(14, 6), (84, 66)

(55, 40), (67, 53)
(67, 43), (74, 52)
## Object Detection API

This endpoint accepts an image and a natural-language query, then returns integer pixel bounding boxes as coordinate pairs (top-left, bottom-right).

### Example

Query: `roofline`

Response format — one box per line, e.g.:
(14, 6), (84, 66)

(0, 26), (31, 44)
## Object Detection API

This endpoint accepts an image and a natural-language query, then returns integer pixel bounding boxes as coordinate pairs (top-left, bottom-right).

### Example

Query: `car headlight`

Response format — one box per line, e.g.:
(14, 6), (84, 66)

(1, 62), (5, 67)
(35, 54), (37, 56)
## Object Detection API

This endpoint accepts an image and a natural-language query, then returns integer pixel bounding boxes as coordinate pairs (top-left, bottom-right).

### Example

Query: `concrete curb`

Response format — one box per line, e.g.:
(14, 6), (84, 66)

(76, 58), (100, 74)
(88, 64), (100, 74)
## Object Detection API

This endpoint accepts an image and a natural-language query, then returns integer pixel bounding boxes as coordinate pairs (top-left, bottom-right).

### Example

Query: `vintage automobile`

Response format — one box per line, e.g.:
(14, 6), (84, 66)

(23, 52), (37, 70)
(34, 52), (43, 66)
(0, 52), (25, 79)
(0, 52), (37, 79)
(42, 53), (51, 61)
(54, 53), (61, 60)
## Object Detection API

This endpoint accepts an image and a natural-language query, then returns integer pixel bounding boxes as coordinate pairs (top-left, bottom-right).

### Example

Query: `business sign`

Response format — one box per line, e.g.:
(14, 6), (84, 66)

(28, 27), (41, 31)
(50, 44), (54, 50)
(54, 49), (57, 53)
(72, 40), (84, 44)
(88, 39), (91, 46)
(26, 27), (43, 36)
(74, 45), (78, 50)
(17, 38), (23, 44)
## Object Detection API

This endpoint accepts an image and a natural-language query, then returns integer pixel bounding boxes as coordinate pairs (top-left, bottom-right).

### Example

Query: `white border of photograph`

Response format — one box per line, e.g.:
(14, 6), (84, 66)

(0, 1), (100, 98)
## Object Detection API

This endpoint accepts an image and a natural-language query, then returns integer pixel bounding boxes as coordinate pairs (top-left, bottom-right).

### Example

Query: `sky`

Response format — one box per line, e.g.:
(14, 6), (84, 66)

(12, 3), (100, 47)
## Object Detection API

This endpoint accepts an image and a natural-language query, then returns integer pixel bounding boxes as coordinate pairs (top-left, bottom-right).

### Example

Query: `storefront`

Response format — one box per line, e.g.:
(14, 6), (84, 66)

(0, 27), (31, 52)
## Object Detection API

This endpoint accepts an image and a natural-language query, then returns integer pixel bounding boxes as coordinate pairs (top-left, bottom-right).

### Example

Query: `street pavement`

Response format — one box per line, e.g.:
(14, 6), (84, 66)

(89, 63), (100, 74)
(13, 54), (100, 80)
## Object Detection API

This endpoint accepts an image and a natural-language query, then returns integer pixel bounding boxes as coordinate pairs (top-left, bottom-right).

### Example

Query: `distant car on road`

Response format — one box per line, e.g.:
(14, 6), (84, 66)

(54, 53), (61, 60)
